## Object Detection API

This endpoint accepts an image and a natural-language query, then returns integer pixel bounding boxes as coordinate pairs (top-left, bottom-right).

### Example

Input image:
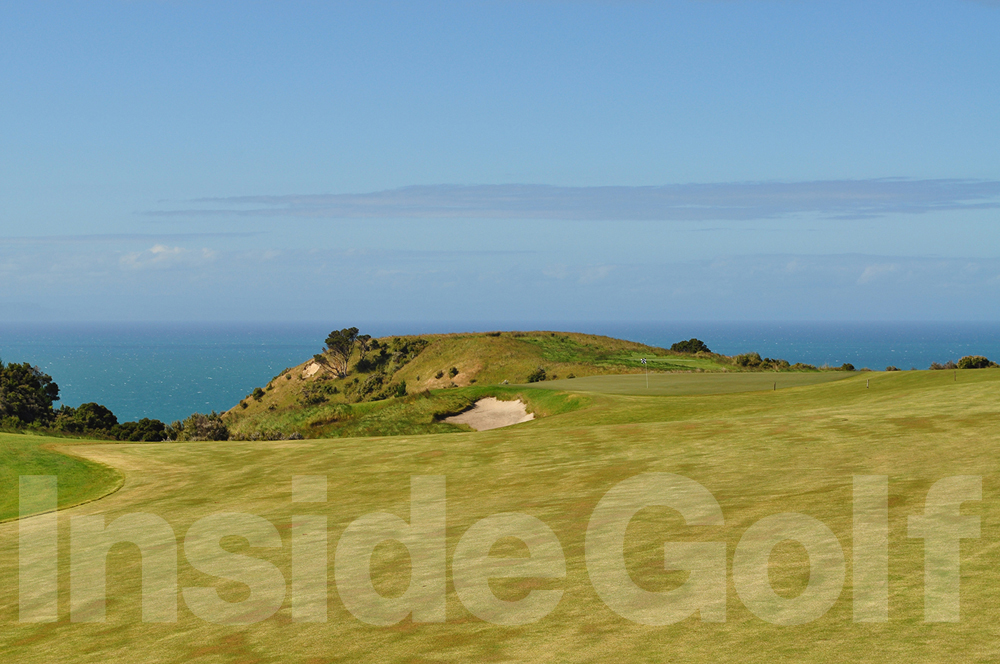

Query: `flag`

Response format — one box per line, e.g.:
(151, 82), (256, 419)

(641, 358), (647, 365)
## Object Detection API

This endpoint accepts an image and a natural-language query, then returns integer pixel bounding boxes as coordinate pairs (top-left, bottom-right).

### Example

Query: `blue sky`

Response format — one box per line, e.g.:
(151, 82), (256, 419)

(2, 1), (999, 322)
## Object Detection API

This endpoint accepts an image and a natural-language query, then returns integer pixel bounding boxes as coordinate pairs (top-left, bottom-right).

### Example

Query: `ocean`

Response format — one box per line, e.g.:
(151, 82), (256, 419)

(1, 321), (998, 424)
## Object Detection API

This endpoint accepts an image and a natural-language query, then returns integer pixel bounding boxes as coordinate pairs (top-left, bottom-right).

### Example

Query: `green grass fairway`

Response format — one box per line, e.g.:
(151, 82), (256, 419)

(1, 369), (999, 662)
(0, 433), (123, 522)
(528, 371), (851, 396)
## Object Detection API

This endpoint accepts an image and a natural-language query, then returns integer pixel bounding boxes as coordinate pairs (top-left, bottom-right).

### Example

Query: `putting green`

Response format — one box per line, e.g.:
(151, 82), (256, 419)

(525, 371), (851, 396)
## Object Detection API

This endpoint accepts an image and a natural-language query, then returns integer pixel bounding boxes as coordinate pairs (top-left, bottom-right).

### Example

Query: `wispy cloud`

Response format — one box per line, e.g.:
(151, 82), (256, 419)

(120, 245), (216, 270)
(148, 179), (1000, 222)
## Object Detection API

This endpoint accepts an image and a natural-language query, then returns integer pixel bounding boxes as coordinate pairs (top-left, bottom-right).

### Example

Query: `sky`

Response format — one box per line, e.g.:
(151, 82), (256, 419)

(1, 1), (999, 323)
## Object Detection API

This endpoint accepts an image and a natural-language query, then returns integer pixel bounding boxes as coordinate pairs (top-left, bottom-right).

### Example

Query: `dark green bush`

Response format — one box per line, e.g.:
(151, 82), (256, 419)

(448, 367), (459, 378)
(527, 367), (547, 383)
(958, 355), (997, 369)
(671, 338), (712, 354)
(841, 363), (855, 371)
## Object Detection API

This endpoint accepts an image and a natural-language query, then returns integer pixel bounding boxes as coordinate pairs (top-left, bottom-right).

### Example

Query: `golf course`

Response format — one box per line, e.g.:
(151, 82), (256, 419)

(2, 359), (998, 662)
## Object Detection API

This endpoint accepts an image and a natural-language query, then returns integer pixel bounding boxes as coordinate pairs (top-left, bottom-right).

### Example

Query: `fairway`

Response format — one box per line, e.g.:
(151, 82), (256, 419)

(2, 369), (999, 662)
(527, 371), (850, 396)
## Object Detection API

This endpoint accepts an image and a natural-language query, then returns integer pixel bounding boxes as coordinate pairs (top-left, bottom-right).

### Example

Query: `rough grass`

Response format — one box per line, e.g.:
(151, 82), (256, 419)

(226, 385), (589, 439)
(1, 369), (999, 661)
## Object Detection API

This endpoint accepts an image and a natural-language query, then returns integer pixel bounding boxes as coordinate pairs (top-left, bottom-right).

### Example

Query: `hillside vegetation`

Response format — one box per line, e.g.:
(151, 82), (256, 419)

(221, 330), (764, 439)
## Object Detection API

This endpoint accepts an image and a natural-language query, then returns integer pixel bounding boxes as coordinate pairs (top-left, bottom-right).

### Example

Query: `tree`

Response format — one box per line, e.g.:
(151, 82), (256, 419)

(0, 360), (60, 424)
(56, 402), (118, 433)
(671, 338), (711, 354)
(324, 327), (360, 376)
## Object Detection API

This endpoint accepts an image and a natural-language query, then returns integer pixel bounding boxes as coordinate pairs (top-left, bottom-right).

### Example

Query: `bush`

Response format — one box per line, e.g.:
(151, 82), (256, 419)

(958, 355), (997, 369)
(112, 418), (168, 442)
(435, 370), (444, 379)
(671, 338), (712, 354)
(177, 412), (229, 441)
(252, 387), (265, 401)
(735, 352), (762, 368)
(448, 366), (459, 378)
(841, 363), (855, 372)
(527, 367), (547, 383)
(886, 366), (900, 371)
(930, 361), (958, 370)
(567, 373), (576, 379)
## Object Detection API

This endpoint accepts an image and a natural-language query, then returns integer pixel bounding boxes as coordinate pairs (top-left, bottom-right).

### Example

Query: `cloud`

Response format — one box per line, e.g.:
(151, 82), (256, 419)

(148, 179), (1000, 222)
(857, 263), (900, 285)
(120, 245), (216, 270)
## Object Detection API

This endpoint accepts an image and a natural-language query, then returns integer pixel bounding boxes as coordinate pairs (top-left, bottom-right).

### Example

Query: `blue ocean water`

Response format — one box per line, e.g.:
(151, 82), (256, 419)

(1, 321), (998, 423)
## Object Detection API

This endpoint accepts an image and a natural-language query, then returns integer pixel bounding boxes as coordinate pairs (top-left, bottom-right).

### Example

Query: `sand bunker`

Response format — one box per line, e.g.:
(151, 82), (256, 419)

(444, 397), (534, 431)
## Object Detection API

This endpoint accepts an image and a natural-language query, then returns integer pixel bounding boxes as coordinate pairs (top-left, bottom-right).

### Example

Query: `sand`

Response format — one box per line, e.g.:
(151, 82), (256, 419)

(443, 397), (534, 431)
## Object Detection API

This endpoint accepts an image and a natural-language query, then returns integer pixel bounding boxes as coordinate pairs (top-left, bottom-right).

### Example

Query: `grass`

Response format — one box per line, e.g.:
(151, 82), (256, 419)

(527, 371), (850, 396)
(1, 368), (999, 661)
(0, 433), (123, 522)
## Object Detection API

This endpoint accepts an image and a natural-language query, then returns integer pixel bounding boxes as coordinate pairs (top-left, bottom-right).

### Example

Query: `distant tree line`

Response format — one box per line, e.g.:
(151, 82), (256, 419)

(0, 358), (229, 441)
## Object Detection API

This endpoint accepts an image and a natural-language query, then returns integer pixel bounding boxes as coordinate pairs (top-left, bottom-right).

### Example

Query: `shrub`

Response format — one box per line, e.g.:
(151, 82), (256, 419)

(885, 366), (900, 371)
(671, 338), (712, 354)
(435, 370), (444, 379)
(240, 401), (248, 409)
(735, 352), (762, 368)
(841, 363), (855, 372)
(112, 418), (168, 442)
(252, 387), (265, 400)
(527, 367), (547, 383)
(958, 355), (997, 369)
(930, 361), (958, 370)
(567, 373), (576, 379)
(285, 374), (292, 380)
(448, 367), (459, 378)
(177, 412), (229, 441)
(790, 362), (818, 371)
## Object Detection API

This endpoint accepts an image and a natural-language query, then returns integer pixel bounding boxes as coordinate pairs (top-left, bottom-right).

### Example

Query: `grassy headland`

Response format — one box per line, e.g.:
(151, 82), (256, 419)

(223, 330), (843, 440)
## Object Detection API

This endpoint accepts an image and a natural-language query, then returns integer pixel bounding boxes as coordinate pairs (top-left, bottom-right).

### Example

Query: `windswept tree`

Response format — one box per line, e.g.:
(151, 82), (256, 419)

(323, 327), (360, 376)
